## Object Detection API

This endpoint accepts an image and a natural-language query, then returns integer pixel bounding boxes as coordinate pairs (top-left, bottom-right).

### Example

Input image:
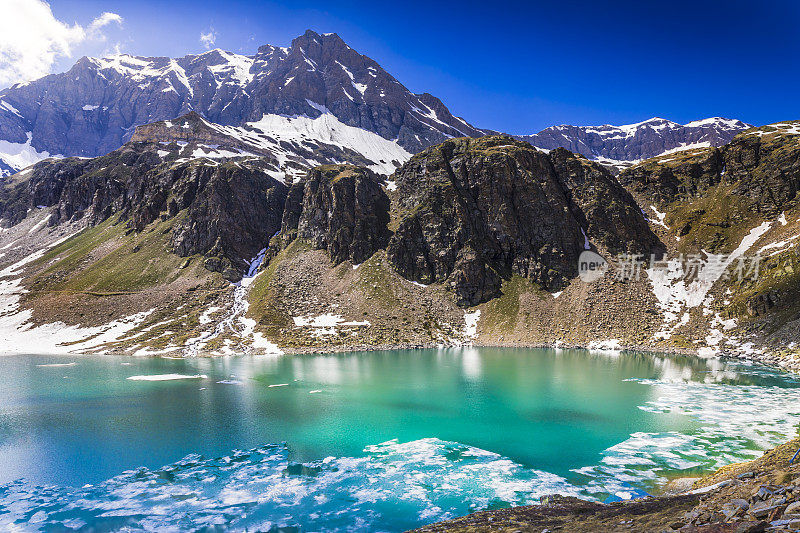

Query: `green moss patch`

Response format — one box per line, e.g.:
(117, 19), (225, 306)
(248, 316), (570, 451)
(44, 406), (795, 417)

(246, 239), (310, 336)
(482, 275), (545, 333)
(666, 182), (759, 254)
(28, 216), (204, 295)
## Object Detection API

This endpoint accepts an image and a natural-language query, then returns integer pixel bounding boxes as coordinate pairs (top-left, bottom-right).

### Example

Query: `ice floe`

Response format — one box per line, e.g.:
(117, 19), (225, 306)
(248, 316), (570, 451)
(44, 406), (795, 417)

(0, 438), (582, 532)
(127, 374), (207, 381)
(576, 363), (800, 496)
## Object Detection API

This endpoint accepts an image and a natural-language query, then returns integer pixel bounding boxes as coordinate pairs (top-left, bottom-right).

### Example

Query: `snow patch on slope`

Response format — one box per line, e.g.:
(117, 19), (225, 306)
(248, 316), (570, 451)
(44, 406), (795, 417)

(292, 313), (371, 337)
(745, 122), (800, 137)
(0, 133), (57, 176)
(0, 221), (156, 355)
(647, 221), (773, 342)
(649, 205), (669, 229)
(463, 310), (481, 340)
(205, 50), (255, 86)
(90, 55), (195, 96)
(247, 110), (411, 175)
(0, 100), (22, 117)
(205, 105), (411, 178)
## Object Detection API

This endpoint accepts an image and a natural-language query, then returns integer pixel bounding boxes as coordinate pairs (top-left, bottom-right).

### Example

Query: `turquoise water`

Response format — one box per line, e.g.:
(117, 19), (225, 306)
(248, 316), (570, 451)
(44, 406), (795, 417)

(1, 347), (800, 531)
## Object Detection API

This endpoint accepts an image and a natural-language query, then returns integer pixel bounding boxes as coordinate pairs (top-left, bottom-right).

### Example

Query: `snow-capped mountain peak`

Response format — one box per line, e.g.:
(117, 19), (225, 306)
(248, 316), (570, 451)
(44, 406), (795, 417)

(684, 117), (751, 131)
(0, 29), (755, 179)
(0, 29), (482, 176)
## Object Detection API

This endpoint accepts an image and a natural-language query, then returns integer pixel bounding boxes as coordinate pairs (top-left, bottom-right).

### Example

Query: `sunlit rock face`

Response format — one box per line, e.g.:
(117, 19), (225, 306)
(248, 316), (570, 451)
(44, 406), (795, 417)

(386, 136), (661, 306)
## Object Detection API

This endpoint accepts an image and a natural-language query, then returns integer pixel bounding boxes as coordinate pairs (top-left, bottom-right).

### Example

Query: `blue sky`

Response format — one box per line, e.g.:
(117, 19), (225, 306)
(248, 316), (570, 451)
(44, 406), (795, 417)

(36, 1), (800, 132)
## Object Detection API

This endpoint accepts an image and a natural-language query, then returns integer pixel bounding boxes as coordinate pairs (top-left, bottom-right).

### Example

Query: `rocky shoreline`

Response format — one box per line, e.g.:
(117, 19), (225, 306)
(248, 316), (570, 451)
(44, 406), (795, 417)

(415, 438), (800, 532)
(275, 339), (800, 375)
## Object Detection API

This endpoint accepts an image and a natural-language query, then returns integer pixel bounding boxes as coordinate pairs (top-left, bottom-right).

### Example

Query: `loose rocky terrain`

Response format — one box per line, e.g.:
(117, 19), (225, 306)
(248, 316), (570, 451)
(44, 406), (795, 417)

(415, 438), (800, 533)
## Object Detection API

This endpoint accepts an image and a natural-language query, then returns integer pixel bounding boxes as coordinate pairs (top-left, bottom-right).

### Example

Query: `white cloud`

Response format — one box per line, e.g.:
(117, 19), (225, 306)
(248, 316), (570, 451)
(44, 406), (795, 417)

(87, 12), (123, 39)
(200, 28), (217, 50)
(102, 42), (125, 57)
(0, 0), (123, 87)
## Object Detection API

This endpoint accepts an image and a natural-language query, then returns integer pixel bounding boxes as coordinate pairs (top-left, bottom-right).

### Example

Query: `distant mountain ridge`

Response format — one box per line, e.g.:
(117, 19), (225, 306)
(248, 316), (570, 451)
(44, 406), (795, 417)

(0, 30), (483, 176)
(517, 117), (752, 170)
(0, 28), (753, 178)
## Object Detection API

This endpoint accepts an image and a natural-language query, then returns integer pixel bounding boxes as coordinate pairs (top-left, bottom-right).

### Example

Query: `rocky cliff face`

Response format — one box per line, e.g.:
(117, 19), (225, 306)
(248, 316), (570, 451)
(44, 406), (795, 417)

(724, 124), (800, 216)
(0, 141), (287, 281)
(613, 122), (800, 360)
(159, 161), (288, 279)
(0, 30), (482, 176)
(269, 165), (390, 265)
(1, 148), (164, 227)
(386, 136), (662, 306)
(620, 121), (800, 215)
(518, 117), (750, 170)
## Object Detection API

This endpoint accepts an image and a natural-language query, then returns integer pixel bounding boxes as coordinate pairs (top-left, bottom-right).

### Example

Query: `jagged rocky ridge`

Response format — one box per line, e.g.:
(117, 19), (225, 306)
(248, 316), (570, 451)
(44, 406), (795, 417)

(385, 136), (661, 305)
(0, 140), (288, 280)
(3, 122), (800, 361)
(620, 122), (800, 216)
(264, 136), (662, 306)
(0, 29), (482, 176)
